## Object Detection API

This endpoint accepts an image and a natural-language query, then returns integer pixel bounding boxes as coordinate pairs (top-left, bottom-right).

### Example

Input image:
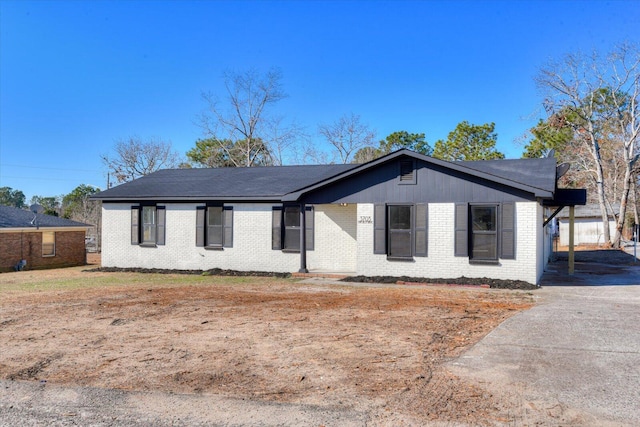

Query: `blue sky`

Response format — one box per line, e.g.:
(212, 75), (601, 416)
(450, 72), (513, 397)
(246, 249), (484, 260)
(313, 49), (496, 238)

(1, 0), (638, 201)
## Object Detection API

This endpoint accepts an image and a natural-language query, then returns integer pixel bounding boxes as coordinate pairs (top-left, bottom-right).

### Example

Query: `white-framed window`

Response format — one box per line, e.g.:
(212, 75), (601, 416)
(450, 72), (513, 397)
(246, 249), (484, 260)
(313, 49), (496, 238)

(207, 206), (223, 247)
(195, 205), (233, 248)
(141, 206), (157, 244)
(283, 205), (302, 251)
(131, 205), (166, 246)
(272, 205), (314, 252)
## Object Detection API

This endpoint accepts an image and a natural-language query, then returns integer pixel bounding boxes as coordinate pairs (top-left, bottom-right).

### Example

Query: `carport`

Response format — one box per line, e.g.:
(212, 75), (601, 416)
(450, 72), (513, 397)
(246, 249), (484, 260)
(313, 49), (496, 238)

(543, 188), (587, 275)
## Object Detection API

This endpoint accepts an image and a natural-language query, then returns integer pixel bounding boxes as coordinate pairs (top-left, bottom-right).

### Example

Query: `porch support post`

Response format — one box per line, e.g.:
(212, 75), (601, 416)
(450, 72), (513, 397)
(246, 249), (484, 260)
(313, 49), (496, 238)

(569, 205), (575, 275)
(298, 202), (308, 273)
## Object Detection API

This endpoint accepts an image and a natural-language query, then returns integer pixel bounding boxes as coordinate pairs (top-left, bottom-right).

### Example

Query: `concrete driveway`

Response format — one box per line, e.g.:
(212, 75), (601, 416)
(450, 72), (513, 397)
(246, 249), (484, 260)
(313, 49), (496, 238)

(450, 261), (640, 426)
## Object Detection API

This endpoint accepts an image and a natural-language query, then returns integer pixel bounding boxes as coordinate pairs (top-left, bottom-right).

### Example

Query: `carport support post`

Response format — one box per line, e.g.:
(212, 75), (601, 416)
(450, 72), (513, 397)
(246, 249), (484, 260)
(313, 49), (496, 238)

(298, 202), (308, 273)
(569, 205), (575, 275)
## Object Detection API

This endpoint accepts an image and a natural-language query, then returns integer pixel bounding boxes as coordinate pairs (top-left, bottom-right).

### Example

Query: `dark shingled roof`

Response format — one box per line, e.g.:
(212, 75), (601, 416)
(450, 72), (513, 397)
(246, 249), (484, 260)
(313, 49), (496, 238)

(92, 150), (559, 202)
(0, 205), (90, 229)
(93, 164), (358, 201)
(457, 158), (557, 194)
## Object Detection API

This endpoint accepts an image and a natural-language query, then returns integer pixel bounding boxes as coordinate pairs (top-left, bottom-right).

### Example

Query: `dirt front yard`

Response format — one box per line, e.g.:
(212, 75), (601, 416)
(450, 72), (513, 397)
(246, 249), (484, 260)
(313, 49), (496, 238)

(0, 267), (535, 425)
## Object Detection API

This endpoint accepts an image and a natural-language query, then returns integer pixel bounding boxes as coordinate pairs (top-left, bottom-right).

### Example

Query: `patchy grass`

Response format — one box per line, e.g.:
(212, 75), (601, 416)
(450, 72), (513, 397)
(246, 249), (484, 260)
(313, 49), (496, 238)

(0, 266), (536, 425)
(0, 266), (291, 294)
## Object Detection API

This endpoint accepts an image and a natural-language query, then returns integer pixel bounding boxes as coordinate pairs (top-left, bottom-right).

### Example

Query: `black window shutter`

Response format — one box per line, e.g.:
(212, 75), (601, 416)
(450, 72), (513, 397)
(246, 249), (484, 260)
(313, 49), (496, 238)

(305, 206), (314, 251)
(414, 203), (428, 257)
(223, 206), (233, 248)
(373, 204), (386, 254)
(272, 206), (282, 250)
(500, 202), (516, 259)
(156, 206), (166, 245)
(196, 206), (206, 247)
(454, 203), (468, 257)
(131, 206), (140, 245)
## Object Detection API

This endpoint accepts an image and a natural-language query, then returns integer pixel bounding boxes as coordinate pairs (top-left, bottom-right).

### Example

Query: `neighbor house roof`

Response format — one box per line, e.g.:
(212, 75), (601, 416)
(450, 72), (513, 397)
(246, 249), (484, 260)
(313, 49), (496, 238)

(0, 205), (90, 230)
(92, 149), (559, 202)
(557, 203), (619, 219)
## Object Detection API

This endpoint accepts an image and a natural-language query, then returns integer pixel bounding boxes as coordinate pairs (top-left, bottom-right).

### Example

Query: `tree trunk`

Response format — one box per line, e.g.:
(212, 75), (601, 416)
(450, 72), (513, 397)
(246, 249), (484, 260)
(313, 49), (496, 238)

(596, 178), (611, 246)
(612, 165), (632, 248)
(588, 130), (611, 245)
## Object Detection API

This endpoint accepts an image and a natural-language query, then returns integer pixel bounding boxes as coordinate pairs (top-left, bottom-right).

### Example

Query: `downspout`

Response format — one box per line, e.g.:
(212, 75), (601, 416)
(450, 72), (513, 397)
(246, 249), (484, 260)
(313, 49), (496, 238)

(298, 202), (308, 273)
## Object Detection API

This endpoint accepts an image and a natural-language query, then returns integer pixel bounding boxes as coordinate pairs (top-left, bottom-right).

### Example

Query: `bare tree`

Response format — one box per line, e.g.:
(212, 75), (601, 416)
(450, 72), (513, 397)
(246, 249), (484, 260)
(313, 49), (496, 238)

(102, 136), (181, 184)
(606, 46), (640, 247)
(537, 43), (640, 247)
(199, 68), (301, 167)
(301, 142), (333, 165)
(318, 113), (376, 164)
(265, 116), (306, 166)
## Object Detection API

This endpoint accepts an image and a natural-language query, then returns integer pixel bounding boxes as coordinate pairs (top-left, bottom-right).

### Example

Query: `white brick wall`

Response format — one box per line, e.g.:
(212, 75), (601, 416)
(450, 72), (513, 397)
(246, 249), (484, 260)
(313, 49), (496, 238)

(356, 202), (542, 284)
(103, 203), (294, 272)
(103, 201), (542, 283)
(102, 202), (357, 273)
(308, 204), (357, 272)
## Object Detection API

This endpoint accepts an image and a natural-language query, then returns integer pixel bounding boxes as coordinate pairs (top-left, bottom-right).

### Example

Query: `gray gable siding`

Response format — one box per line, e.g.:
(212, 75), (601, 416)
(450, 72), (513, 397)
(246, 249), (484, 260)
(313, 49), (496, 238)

(300, 159), (540, 205)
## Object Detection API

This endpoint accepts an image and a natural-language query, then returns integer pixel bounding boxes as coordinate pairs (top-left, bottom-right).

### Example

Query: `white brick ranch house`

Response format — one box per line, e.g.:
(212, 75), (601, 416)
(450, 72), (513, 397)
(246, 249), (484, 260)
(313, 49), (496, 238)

(92, 150), (585, 285)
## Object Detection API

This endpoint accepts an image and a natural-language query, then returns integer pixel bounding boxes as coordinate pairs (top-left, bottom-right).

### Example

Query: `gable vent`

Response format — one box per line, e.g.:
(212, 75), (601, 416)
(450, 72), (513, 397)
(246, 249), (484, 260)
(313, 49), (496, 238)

(399, 160), (414, 182)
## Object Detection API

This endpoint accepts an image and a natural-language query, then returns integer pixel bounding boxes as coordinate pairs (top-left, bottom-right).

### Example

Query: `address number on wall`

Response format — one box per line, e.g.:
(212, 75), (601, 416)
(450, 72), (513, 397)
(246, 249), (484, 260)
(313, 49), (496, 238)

(358, 216), (372, 224)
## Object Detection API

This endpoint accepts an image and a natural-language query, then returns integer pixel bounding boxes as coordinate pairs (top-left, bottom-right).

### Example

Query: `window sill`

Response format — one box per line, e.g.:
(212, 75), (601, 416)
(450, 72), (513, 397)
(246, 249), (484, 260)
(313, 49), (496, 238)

(139, 243), (157, 248)
(281, 249), (301, 253)
(205, 246), (224, 251)
(386, 256), (415, 262)
(469, 259), (500, 265)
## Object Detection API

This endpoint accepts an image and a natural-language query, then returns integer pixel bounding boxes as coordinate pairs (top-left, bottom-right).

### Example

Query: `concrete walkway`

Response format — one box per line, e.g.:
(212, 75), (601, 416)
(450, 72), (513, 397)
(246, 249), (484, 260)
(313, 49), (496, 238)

(450, 264), (640, 426)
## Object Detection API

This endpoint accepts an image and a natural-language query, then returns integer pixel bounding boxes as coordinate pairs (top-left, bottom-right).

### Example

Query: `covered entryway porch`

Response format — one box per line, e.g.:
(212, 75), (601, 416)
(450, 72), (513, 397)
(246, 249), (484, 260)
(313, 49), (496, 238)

(297, 203), (358, 275)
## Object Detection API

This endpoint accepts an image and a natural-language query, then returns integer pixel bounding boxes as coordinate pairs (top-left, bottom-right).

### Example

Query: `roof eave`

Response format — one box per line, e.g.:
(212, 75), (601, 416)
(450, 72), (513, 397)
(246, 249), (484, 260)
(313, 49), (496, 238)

(97, 196), (286, 203)
(0, 226), (92, 233)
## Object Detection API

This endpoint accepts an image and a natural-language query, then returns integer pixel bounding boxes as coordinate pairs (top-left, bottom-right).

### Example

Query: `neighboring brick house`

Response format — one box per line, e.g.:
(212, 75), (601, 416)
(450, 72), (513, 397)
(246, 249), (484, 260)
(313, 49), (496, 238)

(0, 206), (90, 272)
(92, 149), (585, 285)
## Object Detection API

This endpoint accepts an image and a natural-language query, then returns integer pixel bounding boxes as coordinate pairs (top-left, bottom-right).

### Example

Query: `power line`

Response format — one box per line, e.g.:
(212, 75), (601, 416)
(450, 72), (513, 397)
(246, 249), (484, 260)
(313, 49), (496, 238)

(0, 175), (102, 182)
(0, 163), (102, 173)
